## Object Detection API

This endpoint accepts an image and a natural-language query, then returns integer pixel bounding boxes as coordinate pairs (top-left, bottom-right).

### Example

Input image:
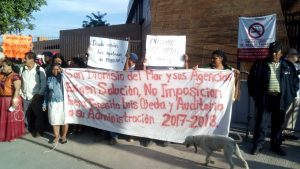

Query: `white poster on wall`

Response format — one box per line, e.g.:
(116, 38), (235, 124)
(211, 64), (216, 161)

(87, 37), (129, 71)
(145, 35), (186, 67)
(237, 14), (276, 60)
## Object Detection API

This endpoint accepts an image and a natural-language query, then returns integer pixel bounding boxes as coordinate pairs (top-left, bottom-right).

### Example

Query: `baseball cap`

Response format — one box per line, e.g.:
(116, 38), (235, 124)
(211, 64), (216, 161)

(286, 48), (299, 56)
(269, 41), (282, 52)
(130, 53), (138, 63)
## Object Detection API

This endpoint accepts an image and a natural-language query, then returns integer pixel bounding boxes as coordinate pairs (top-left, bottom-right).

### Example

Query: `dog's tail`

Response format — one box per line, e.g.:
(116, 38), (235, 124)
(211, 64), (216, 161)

(234, 144), (249, 169)
(230, 132), (243, 143)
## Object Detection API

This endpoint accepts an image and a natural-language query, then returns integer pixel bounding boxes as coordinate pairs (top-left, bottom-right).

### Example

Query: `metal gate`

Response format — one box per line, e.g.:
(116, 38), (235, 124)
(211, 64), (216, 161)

(284, 11), (300, 51)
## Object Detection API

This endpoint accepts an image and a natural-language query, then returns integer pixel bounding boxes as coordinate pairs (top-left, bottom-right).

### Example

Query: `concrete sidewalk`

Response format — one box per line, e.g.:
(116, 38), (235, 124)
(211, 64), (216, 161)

(2, 127), (298, 169)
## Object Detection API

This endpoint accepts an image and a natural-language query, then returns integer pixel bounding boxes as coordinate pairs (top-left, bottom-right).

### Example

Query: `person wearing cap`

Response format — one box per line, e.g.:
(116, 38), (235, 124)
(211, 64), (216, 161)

(282, 48), (300, 140)
(109, 52), (141, 145)
(248, 41), (299, 156)
(124, 53), (139, 71)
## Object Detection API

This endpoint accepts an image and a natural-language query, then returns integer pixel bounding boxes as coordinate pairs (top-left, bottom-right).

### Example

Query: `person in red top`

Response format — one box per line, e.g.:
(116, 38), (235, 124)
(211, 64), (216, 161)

(0, 59), (25, 141)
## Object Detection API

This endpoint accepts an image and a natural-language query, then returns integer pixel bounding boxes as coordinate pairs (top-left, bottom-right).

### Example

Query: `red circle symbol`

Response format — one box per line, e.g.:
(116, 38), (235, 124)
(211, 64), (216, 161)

(248, 23), (265, 39)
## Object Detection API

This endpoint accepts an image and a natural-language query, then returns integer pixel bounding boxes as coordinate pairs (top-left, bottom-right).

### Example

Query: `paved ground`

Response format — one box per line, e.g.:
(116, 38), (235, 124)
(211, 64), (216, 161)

(0, 127), (299, 169)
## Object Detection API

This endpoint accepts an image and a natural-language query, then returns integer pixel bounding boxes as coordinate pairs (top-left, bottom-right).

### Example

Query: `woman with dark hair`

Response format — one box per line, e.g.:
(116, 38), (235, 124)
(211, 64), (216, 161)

(193, 49), (240, 73)
(194, 49), (241, 100)
(208, 49), (231, 70)
(42, 64), (68, 144)
(193, 49), (232, 70)
(44, 53), (65, 77)
(0, 59), (25, 141)
(52, 53), (66, 68)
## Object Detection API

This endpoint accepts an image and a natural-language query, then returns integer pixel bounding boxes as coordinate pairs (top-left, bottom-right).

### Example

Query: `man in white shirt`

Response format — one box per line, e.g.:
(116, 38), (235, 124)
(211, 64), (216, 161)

(20, 52), (47, 137)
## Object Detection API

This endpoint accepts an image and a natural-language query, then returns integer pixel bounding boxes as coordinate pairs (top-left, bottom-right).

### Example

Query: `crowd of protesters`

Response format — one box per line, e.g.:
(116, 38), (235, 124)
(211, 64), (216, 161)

(0, 43), (299, 157)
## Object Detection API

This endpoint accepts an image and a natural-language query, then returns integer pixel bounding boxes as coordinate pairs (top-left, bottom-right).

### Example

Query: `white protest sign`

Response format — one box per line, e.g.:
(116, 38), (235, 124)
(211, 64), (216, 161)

(87, 37), (128, 71)
(238, 14), (276, 60)
(145, 35), (186, 67)
(63, 68), (235, 143)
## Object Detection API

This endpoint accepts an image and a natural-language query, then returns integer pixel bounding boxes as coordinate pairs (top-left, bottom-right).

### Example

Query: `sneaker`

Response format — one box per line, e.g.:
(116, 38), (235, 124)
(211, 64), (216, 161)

(109, 138), (117, 145)
(270, 146), (286, 156)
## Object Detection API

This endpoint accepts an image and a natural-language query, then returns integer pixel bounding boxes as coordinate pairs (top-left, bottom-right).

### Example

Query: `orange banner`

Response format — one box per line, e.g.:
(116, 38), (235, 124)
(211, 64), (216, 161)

(2, 34), (33, 59)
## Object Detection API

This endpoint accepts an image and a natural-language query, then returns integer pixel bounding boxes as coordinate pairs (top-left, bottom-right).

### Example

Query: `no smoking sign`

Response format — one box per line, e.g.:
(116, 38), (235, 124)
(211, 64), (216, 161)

(248, 23), (265, 39)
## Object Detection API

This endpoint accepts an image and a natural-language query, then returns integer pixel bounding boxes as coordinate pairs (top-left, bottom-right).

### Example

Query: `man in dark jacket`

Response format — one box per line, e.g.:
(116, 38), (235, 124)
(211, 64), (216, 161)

(248, 41), (299, 156)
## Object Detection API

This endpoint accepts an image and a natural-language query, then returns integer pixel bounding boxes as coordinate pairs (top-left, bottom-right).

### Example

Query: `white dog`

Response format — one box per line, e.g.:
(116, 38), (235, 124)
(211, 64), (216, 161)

(183, 134), (249, 169)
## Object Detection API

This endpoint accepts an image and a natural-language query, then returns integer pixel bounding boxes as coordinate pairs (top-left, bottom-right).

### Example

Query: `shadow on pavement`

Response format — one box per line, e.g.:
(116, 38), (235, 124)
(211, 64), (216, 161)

(20, 137), (113, 169)
(34, 127), (300, 169)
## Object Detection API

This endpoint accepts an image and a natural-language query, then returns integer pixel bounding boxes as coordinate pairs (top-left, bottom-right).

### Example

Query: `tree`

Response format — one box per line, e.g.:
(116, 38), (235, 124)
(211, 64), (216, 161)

(82, 12), (110, 28)
(0, 0), (47, 34)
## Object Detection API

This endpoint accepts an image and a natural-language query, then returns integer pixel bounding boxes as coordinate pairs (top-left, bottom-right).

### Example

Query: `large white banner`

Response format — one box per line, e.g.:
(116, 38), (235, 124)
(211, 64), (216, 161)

(87, 37), (128, 71)
(238, 14), (276, 60)
(145, 35), (186, 67)
(63, 68), (235, 143)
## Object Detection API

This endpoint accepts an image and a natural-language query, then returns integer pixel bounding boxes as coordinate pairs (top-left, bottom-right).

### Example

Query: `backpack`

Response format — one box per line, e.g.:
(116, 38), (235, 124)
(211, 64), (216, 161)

(21, 65), (41, 82)
(22, 65), (40, 75)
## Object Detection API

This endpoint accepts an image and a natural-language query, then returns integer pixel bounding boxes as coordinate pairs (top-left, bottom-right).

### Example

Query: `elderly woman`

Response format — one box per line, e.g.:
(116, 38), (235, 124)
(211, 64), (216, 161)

(0, 59), (25, 141)
(43, 64), (68, 144)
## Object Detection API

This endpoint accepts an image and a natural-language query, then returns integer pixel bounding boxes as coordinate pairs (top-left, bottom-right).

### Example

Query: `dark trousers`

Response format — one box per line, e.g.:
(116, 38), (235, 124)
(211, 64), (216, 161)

(253, 94), (285, 148)
(23, 97), (46, 134)
(110, 132), (118, 139)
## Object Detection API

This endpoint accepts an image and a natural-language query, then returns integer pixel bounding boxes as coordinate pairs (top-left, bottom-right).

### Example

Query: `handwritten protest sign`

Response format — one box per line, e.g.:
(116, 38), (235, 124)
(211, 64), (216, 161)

(87, 37), (128, 71)
(145, 35), (186, 67)
(2, 34), (32, 59)
(63, 68), (234, 143)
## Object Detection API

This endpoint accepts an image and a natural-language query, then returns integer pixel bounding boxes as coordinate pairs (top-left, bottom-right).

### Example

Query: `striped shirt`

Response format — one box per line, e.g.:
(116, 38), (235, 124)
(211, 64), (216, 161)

(268, 62), (281, 93)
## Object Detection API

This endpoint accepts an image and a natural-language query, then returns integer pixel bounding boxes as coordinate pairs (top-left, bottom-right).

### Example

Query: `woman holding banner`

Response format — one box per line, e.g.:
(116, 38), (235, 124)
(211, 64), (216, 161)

(194, 49), (241, 100)
(0, 59), (25, 142)
(52, 53), (66, 68)
(194, 49), (238, 71)
(42, 64), (68, 144)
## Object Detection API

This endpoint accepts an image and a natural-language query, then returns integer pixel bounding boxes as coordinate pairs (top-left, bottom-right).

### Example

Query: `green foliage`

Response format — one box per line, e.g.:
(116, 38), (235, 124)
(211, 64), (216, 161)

(0, 0), (47, 34)
(82, 12), (110, 28)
